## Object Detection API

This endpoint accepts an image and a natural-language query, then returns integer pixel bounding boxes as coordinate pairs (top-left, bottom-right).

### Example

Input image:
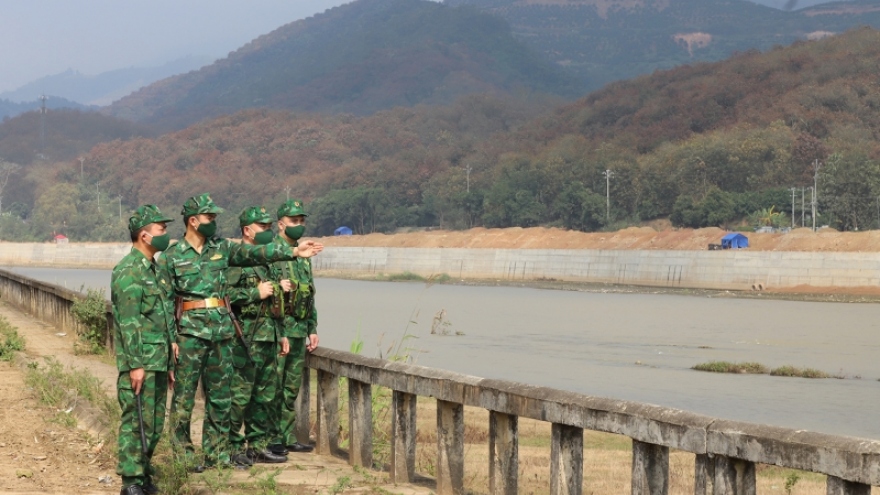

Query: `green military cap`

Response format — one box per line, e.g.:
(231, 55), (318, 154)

(180, 193), (224, 217)
(128, 204), (174, 233)
(277, 199), (308, 219)
(239, 206), (273, 226)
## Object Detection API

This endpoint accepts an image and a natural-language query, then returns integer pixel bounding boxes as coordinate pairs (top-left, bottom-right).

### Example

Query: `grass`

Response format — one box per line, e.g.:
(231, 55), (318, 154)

(0, 314), (25, 361)
(692, 361), (835, 378)
(770, 365), (830, 378)
(692, 361), (769, 374)
(24, 356), (120, 464)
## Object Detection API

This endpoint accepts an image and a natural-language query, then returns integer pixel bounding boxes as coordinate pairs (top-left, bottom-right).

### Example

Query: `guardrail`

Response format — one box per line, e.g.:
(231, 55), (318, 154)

(1, 267), (876, 494)
(298, 348), (879, 495)
(0, 267), (113, 348)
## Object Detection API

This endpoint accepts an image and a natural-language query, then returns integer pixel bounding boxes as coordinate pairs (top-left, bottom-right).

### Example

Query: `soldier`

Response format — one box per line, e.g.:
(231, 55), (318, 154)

(227, 207), (289, 465)
(268, 199), (318, 455)
(111, 205), (176, 495)
(158, 193), (322, 470)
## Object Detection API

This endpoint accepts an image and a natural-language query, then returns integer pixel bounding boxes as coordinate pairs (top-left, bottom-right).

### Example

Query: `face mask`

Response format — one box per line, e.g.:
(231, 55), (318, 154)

(196, 220), (217, 238)
(253, 229), (274, 245)
(285, 225), (305, 240)
(144, 232), (170, 252)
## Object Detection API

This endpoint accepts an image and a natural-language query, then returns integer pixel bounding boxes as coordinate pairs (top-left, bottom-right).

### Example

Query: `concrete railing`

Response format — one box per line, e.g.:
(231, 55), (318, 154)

(298, 348), (880, 495)
(2, 266), (877, 494)
(0, 268), (114, 348)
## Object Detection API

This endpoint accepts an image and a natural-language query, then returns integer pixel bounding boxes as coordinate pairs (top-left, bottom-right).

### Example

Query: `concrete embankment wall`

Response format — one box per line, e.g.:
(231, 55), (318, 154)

(0, 242), (877, 290)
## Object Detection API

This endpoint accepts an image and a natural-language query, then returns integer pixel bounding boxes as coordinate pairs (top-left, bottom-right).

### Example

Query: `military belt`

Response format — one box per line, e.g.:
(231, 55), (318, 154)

(181, 297), (226, 311)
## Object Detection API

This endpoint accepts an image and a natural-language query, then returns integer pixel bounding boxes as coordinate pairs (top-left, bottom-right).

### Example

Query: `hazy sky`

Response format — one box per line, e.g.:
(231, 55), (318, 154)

(0, 0), (835, 93)
(0, 1), (352, 92)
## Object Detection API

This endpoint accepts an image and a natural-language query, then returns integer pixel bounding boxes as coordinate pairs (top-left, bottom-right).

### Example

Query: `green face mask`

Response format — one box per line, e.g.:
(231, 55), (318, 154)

(253, 229), (274, 245)
(285, 225), (305, 240)
(145, 232), (170, 251)
(196, 220), (217, 238)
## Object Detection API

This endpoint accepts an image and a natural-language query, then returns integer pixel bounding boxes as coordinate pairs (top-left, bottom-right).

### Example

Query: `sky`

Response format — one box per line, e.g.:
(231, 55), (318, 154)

(0, 1), (352, 92)
(0, 0), (836, 93)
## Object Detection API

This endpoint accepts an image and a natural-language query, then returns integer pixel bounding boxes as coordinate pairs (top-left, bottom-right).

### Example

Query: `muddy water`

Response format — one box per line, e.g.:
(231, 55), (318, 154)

(7, 266), (880, 439)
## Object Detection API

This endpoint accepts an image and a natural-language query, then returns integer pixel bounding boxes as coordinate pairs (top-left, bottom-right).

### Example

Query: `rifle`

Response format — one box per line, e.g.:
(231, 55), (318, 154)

(135, 392), (148, 456)
(173, 297), (183, 362)
(224, 295), (253, 364)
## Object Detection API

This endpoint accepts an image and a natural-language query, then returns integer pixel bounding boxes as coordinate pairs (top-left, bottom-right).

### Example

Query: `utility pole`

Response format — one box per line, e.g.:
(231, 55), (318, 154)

(118, 196), (122, 220)
(96, 184), (101, 213)
(284, 185), (291, 200)
(801, 187), (805, 227)
(79, 157), (84, 182)
(39, 95), (47, 154)
(811, 159), (821, 232)
(465, 164), (472, 193)
(603, 169), (614, 223)
(790, 187), (796, 228)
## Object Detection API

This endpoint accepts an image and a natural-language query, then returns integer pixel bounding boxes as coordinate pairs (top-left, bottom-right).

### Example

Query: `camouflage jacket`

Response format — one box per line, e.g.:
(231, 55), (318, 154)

(157, 236), (298, 342)
(111, 247), (174, 372)
(273, 235), (318, 339)
(226, 264), (282, 343)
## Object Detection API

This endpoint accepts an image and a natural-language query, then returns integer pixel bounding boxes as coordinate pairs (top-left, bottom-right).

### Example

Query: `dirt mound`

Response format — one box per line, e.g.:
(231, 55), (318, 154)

(318, 226), (880, 252)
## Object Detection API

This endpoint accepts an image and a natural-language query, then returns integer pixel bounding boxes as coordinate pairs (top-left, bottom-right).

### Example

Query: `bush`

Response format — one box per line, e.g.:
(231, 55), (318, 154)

(70, 287), (108, 354)
(0, 315), (24, 361)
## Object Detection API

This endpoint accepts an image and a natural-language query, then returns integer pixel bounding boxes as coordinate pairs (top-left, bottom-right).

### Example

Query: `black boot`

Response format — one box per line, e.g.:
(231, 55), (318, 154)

(267, 444), (288, 455)
(286, 442), (314, 453)
(247, 448), (288, 464)
(142, 478), (159, 495)
(231, 451), (255, 467)
(120, 485), (146, 495)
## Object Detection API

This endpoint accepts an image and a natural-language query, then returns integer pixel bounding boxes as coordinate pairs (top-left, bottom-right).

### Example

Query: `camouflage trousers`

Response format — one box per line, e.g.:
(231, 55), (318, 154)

(230, 340), (279, 451)
(271, 336), (306, 446)
(117, 370), (168, 487)
(170, 335), (233, 465)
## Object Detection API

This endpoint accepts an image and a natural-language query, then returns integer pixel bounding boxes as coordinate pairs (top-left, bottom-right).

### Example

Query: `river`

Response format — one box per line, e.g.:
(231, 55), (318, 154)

(6, 266), (880, 439)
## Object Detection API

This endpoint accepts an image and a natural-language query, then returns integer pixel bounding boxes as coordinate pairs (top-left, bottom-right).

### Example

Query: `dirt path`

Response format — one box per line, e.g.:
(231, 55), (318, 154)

(0, 301), (432, 494)
(0, 300), (120, 494)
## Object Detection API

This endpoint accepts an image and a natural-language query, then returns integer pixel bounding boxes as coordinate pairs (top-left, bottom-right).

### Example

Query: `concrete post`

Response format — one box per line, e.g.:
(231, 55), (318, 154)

(436, 399), (464, 495)
(347, 378), (373, 468)
(391, 390), (417, 483)
(826, 476), (871, 495)
(489, 411), (518, 495)
(631, 439), (668, 495)
(316, 369), (338, 455)
(713, 456), (755, 495)
(694, 454), (714, 495)
(551, 423), (583, 495)
(294, 366), (311, 445)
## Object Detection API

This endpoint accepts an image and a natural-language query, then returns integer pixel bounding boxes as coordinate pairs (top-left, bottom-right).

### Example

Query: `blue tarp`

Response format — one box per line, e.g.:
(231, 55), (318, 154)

(721, 233), (749, 249)
(334, 226), (353, 236)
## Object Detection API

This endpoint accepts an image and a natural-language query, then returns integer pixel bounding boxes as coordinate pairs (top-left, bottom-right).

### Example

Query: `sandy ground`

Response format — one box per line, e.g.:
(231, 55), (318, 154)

(318, 225), (880, 252)
(0, 304), (120, 494)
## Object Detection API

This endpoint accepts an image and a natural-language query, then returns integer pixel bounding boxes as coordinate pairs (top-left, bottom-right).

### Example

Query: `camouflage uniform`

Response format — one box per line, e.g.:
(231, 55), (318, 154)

(157, 194), (301, 466)
(227, 207), (285, 453)
(271, 199), (318, 448)
(111, 205), (175, 490)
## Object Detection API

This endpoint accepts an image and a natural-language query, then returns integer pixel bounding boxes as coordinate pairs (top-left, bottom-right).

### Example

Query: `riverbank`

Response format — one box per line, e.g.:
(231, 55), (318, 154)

(2, 225), (880, 296)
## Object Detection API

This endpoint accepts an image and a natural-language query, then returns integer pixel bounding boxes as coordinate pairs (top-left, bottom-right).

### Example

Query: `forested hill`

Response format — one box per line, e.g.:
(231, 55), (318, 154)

(9, 28), (880, 241)
(445, 0), (880, 90)
(105, 0), (582, 131)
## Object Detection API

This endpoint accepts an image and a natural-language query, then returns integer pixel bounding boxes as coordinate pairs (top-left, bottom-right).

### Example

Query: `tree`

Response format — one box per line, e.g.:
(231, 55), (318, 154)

(0, 160), (20, 215)
(820, 152), (880, 231)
